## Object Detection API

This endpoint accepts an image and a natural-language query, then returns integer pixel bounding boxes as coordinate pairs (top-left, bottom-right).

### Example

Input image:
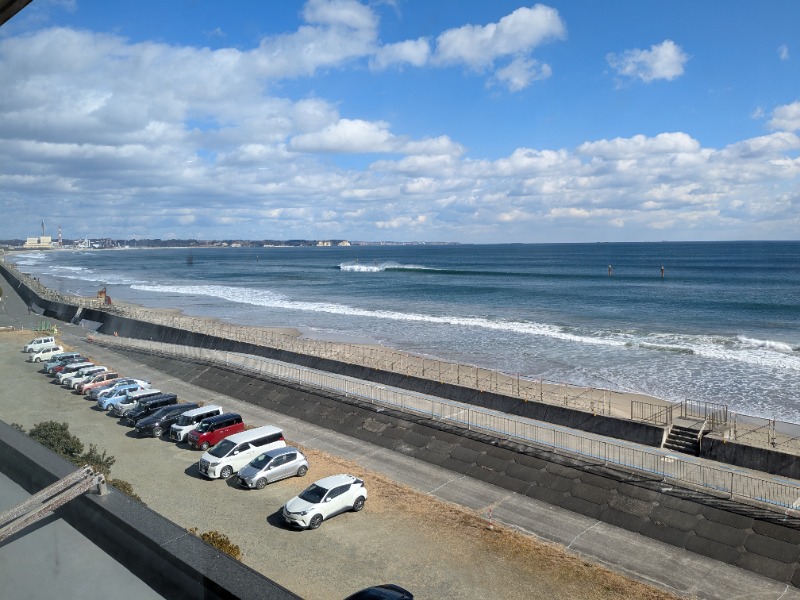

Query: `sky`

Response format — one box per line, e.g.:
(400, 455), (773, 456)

(1, 0), (799, 243)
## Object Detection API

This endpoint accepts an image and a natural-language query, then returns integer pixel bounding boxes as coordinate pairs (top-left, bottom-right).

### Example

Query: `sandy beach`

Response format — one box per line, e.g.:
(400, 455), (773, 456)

(4, 255), (672, 422)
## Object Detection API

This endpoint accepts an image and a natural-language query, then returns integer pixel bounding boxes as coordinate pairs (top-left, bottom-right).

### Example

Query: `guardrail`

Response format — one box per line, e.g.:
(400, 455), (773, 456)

(88, 333), (800, 513)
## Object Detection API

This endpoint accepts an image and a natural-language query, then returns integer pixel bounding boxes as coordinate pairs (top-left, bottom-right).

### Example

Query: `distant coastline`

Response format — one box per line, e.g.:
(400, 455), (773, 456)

(1, 239), (462, 251)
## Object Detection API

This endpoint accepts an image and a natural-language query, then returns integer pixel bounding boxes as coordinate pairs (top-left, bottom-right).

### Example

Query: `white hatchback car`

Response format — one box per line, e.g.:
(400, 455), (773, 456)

(282, 474), (367, 530)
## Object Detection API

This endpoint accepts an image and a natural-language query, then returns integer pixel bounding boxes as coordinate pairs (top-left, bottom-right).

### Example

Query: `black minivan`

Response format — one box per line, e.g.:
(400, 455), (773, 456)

(134, 402), (200, 438)
(124, 393), (178, 426)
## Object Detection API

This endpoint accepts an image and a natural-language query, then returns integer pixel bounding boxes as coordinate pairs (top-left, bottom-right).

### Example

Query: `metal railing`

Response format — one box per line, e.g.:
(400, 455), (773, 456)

(631, 400), (673, 426)
(88, 334), (800, 512)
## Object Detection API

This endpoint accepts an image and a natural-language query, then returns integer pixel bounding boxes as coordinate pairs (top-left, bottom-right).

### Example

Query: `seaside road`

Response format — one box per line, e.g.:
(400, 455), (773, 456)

(1, 280), (799, 599)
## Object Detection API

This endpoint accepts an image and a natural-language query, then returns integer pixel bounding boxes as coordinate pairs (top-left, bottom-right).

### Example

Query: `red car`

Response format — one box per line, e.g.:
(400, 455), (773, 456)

(186, 413), (244, 451)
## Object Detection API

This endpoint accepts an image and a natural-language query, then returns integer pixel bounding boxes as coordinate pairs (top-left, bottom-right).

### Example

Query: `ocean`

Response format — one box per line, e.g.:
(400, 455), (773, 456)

(9, 241), (800, 422)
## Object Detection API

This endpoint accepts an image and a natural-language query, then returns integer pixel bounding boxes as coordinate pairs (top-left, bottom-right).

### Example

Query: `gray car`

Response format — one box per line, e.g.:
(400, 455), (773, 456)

(236, 446), (308, 490)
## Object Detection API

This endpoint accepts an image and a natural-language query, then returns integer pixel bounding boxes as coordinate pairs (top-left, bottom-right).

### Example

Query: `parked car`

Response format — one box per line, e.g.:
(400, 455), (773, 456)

(27, 345), (64, 363)
(78, 373), (121, 395)
(89, 378), (150, 400)
(134, 403), (200, 438)
(47, 356), (86, 375)
(43, 351), (81, 370)
(344, 585), (414, 600)
(186, 413), (244, 451)
(96, 384), (149, 411)
(169, 405), (224, 442)
(23, 336), (55, 353)
(282, 474), (367, 530)
(64, 366), (107, 389)
(236, 447), (308, 489)
(56, 362), (95, 384)
(198, 426), (286, 479)
(108, 388), (163, 417)
(124, 394), (179, 426)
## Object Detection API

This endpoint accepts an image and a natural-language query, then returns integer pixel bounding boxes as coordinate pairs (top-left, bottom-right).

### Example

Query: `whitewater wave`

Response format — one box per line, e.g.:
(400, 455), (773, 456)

(130, 282), (800, 373)
(737, 335), (795, 353)
(338, 261), (434, 273)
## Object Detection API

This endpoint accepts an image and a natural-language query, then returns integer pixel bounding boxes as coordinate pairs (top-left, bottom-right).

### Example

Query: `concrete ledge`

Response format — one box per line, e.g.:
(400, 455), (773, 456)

(0, 422), (299, 600)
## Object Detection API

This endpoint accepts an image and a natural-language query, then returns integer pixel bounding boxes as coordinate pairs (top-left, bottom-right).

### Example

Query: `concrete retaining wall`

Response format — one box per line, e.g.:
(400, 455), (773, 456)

(0, 422), (299, 600)
(702, 437), (800, 480)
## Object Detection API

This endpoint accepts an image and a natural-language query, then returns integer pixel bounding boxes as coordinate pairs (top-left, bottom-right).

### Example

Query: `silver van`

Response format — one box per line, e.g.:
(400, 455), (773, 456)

(169, 405), (223, 442)
(198, 425), (286, 479)
(23, 336), (56, 353)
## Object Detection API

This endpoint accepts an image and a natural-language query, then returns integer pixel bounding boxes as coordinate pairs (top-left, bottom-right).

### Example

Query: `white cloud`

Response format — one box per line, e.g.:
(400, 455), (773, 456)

(607, 40), (689, 83)
(370, 38), (430, 70)
(768, 101), (800, 132)
(578, 132), (701, 159)
(252, 0), (378, 79)
(433, 5), (565, 69)
(491, 56), (552, 91)
(289, 119), (395, 153)
(778, 44), (789, 60)
(303, 0), (377, 31)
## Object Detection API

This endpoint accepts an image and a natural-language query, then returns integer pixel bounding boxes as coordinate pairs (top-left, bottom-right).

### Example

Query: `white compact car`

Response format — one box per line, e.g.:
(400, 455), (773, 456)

(282, 474), (367, 530)
(27, 345), (64, 363)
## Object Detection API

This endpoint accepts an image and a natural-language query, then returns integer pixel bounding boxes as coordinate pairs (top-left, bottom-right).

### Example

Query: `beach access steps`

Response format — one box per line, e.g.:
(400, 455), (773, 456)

(663, 418), (710, 456)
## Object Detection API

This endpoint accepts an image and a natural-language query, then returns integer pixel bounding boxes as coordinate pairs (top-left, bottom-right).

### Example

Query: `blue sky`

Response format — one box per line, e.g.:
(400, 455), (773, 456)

(1, 0), (798, 243)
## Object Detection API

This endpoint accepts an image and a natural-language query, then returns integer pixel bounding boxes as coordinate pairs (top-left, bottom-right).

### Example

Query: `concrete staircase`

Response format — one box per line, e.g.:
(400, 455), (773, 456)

(664, 418), (708, 456)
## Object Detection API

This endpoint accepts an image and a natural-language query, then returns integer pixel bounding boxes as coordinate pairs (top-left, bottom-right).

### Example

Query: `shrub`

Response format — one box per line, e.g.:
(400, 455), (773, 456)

(28, 421), (84, 460)
(109, 478), (144, 504)
(188, 528), (242, 561)
(81, 444), (116, 477)
(25, 421), (140, 503)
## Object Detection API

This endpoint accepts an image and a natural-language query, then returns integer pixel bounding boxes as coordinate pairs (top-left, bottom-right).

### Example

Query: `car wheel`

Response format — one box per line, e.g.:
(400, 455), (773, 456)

(199, 441), (210, 451)
(296, 465), (308, 477)
(308, 514), (323, 530)
(220, 466), (233, 479)
(153, 427), (163, 438)
(255, 478), (268, 490)
(352, 496), (365, 512)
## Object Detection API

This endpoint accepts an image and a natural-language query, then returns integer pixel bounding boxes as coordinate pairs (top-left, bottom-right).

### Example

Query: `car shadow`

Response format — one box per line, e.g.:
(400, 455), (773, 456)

(184, 463), (204, 479)
(266, 509), (295, 531)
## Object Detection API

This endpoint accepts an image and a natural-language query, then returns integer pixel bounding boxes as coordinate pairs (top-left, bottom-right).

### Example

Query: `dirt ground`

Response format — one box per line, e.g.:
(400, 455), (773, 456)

(0, 329), (681, 600)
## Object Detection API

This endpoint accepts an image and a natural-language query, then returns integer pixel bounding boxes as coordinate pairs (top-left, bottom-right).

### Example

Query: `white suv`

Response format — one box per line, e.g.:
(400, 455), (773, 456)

(198, 426), (285, 479)
(282, 474), (367, 530)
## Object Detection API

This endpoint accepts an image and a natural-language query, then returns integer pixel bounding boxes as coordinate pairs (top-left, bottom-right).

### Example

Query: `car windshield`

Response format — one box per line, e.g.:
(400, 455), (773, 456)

(208, 439), (235, 458)
(195, 420), (213, 432)
(175, 415), (192, 426)
(298, 484), (328, 504)
(249, 453), (271, 469)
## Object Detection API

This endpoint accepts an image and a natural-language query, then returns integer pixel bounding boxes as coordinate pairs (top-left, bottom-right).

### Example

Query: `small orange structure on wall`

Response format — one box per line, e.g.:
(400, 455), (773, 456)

(97, 287), (112, 305)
